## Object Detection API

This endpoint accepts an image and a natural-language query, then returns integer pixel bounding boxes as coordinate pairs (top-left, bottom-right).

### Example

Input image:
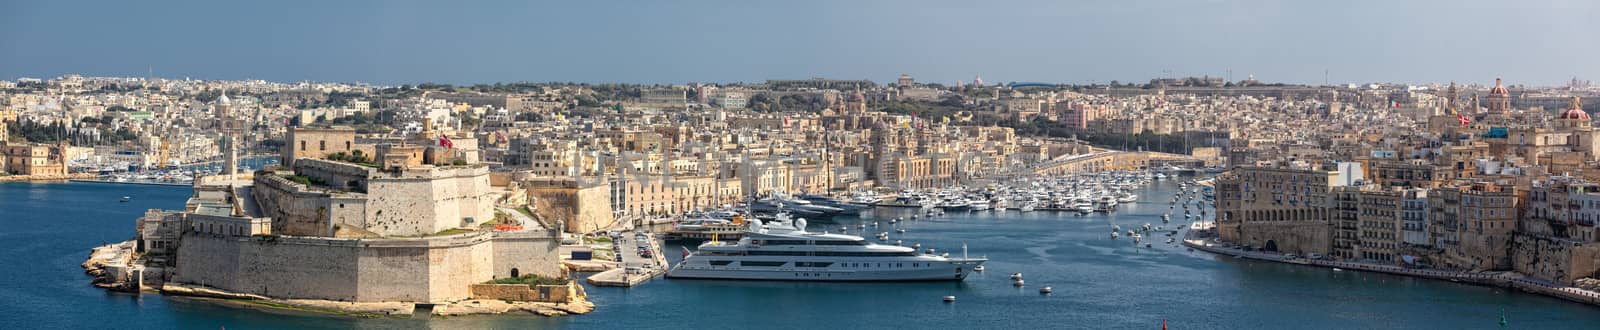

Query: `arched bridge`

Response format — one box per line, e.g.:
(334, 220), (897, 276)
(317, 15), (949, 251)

(1022, 151), (1200, 175)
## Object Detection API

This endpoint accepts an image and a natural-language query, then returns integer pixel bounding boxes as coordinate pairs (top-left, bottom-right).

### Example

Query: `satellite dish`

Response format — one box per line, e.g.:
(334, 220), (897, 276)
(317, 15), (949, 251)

(795, 218), (808, 232)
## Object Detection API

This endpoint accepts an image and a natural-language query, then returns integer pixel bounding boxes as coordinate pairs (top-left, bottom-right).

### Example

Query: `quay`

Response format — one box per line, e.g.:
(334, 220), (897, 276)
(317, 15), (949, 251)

(585, 230), (668, 287)
(69, 179), (192, 187)
(0, 173), (98, 183)
(1182, 223), (1600, 307)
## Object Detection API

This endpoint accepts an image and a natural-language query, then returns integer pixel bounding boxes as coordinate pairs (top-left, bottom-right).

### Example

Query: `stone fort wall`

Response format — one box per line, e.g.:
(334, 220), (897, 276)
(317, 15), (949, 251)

(363, 165), (495, 236)
(1512, 234), (1600, 285)
(252, 174), (336, 236)
(259, 160), (496, 237)
(172, 230), (561, 303)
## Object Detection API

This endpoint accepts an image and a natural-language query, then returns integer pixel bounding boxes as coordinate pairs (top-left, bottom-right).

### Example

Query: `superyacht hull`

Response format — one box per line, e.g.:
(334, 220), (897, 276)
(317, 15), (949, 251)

(667, 260), (982, 281)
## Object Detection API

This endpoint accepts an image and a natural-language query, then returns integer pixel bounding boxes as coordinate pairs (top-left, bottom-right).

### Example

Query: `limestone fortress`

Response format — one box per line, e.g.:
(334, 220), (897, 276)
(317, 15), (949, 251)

(86, 114), (580, 315)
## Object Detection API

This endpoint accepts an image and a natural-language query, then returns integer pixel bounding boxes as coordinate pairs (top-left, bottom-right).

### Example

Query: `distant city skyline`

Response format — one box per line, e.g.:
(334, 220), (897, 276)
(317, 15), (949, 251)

(3, 0), (1597, 86)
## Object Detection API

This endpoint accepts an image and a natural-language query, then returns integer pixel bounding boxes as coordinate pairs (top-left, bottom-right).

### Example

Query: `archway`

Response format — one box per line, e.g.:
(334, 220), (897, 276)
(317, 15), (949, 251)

(1263, 240), (1279, 252)
(510, 268), (520, 278)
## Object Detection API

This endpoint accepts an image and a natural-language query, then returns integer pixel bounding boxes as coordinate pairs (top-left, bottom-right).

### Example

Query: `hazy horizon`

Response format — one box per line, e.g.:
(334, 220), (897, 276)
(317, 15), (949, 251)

(3, 0), (1597, 87)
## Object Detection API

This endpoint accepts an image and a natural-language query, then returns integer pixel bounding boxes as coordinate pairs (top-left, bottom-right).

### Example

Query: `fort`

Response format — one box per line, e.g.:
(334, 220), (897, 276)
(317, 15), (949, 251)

(84, 127), (588, 317)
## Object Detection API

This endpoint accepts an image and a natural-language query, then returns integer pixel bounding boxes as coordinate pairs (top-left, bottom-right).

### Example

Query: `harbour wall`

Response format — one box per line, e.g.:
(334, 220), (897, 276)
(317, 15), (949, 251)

(172, 230), (561, 303)
(1184, 237), (1600, 307)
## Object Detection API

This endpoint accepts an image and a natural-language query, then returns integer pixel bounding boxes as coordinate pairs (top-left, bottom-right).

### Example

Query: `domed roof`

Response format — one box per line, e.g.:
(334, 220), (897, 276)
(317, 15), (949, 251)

(217, 91), (232, 105)
(1489, 78), (1509, 96)
(1561, 96), (1588, 120)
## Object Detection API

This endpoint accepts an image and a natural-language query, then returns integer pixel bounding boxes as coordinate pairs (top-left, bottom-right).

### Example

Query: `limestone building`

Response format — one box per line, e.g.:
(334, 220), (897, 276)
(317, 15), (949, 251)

(1214, 164), (1338, 256)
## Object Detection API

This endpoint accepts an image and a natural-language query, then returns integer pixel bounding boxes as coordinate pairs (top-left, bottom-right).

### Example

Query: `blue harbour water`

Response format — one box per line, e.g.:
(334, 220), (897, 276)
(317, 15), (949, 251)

(3, 178), (1599, 329)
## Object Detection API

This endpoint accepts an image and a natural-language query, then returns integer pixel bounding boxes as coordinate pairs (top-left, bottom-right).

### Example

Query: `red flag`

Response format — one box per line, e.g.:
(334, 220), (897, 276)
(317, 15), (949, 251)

(438, 135), (454, 149)
(1456, 113), (1470, 126)
(1162, 319), (1167, 330)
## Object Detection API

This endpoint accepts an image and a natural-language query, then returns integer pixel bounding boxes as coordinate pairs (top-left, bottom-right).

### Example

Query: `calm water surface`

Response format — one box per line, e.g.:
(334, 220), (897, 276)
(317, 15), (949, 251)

(2, 179), (1597, 329)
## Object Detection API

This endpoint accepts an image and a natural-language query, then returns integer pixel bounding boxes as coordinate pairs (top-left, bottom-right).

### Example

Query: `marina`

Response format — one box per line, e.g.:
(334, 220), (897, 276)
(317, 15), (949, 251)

(9, 179), (1600, 328)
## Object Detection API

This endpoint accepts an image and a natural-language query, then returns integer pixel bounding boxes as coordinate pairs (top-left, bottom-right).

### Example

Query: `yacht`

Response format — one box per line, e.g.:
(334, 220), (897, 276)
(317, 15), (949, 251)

(668, 214), (988, 281)
(938, 198), (973, 211)
(797, 194), (870, 215)
(848, 191), (883, 205)
(1018, 201), (1036, 212)
(1115, 193), (1138, 203)
(970, 199), (992, 211)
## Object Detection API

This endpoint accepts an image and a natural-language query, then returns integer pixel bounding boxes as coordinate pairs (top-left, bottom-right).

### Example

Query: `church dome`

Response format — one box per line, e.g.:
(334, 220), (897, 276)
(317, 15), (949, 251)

(1561, 96), (1588, 120)
(1489, 78), (1509, 96)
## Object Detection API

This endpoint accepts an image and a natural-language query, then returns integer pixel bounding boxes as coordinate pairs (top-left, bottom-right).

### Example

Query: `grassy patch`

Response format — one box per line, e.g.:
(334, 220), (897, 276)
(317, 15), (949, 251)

(487, 274), (569, 286)
(389, 227), (477, 238)
(516, 207), (535, 218)
(434, 228), (474, 236)
(283, 175), (325, 187)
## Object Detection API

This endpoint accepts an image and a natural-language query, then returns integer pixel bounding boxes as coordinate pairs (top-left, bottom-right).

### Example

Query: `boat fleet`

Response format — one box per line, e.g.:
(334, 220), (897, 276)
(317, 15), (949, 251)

(663, 168), (1216, 295)
(89, 158), (281, 185)
(862, 171), (1164, 215)
(1110, 178), (1215, 248)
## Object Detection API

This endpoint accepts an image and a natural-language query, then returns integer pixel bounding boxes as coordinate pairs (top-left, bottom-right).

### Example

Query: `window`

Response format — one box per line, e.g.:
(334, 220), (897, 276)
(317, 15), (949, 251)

(319, 140), (326, 151)
(300, 141), (307, 151)
(739, 261), (787, 267)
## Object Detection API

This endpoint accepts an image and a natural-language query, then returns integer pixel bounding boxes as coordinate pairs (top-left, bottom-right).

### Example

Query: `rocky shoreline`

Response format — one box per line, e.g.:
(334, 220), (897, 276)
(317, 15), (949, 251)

(83, 240), (594, 318)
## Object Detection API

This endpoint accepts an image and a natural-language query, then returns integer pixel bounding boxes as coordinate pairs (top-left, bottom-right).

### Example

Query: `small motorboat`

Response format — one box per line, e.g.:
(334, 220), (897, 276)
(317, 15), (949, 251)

(1333, 268), (1344, 272)
(973, 265), (985, 272)
(1009, 273), (1024, 280)
(896, 228), (907, 233)
(1012, 279), (1025, 286)
(1039, 287), (1053, 294)
(943, 295), (956, 303)
(119, 196), (131, 202)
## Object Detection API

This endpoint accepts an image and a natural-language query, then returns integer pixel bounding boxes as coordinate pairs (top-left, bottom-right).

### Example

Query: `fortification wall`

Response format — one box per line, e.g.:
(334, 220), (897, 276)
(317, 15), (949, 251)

(172, 234), (243, 290)
(364, 166), (494, 236)
(492, 231), (563, 278)
(353, 240), (432, 301)
(1512, 234), (1600, 285)
(234, 236), (362, 300)
(365, 178), (443, 236)
(173, 230), (560, 303)
(295, 159), (374, 191)
(252, 175), (335, 236)
(327, 195), (368, 231)
(1238, 222), (1331, 255)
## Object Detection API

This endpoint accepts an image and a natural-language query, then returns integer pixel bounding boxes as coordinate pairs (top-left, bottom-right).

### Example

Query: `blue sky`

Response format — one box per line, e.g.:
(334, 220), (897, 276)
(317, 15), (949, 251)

(2, 0), (1596, 86)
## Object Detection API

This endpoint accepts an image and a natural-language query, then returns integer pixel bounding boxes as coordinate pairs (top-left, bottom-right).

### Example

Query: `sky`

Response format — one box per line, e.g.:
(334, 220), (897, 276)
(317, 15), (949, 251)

(2, 0), (1596, 86)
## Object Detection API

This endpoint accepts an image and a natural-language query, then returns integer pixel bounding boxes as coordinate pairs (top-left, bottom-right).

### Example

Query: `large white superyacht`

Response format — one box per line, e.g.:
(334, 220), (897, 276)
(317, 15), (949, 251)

(667, 214), (987, 281)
